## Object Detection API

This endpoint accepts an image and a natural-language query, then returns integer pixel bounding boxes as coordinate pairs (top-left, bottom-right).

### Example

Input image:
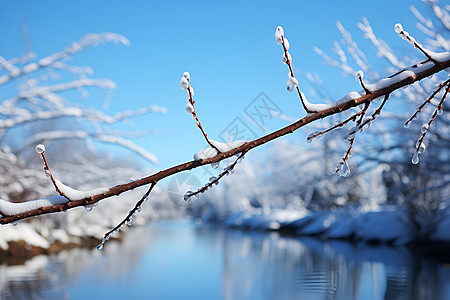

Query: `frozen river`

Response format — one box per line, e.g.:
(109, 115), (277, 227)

(1, 221), (449, 299)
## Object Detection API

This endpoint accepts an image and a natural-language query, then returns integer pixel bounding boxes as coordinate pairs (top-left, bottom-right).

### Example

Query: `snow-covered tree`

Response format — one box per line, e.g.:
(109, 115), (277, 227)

(312, 0), (449, 240)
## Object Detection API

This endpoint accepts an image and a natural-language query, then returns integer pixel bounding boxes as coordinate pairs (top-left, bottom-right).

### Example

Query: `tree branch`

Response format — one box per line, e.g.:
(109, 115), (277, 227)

(1, 54), (449, 225)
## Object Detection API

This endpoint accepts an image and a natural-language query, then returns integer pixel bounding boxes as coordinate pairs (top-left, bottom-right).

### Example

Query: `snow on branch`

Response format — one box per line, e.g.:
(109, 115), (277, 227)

(0, 22), (449, 252)
(181, 72), (222, 153)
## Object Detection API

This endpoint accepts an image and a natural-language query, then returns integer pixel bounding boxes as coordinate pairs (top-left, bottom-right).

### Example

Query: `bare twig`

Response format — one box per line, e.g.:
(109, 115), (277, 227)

(97, 181), (157, 251)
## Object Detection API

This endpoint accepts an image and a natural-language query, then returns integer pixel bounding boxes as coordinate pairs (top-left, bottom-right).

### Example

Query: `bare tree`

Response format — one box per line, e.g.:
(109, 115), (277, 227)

(0, 6), (449, 251)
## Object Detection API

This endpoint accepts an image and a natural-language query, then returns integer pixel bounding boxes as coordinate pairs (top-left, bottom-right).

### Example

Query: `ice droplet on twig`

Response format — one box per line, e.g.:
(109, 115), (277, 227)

(96, 243), (104, 251)
(184, 192), (192, 202)
(287, 75), (298, 92)
(421, 123), (429, 133)
(394, 23), (403, 34)
(35, 144), (45, 154)
(126, 217), (133, 226)
(418, 142), (426, 154)
(307, 131), (321, 143)
(211, 162), (220, 169)
(412, 150), (420, 164)
(340, 161), (351, 177)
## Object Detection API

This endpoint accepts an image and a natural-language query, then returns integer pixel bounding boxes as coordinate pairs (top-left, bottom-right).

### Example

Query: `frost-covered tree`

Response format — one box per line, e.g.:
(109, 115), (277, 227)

(0, 32), (166, 203)
(312, 0), (449, 240)
(0, 2), (449, 251)
(0, 32), (182, 249)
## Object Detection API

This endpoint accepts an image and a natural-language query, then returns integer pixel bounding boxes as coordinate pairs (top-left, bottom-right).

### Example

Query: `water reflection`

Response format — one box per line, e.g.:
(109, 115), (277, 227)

(0, 222), (449, 300)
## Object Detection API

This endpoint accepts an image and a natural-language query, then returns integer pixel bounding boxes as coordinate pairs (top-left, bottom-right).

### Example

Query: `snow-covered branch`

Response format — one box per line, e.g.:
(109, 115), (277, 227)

(1, 9), (449, 252)
(1, 47), (448, 225)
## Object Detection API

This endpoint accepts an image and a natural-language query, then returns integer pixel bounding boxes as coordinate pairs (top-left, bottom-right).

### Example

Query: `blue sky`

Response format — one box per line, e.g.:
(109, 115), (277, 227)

(0, 0), (428, 171)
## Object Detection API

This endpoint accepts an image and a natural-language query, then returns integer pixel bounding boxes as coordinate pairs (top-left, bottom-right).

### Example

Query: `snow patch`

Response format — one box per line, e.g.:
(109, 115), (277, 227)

(0, 196), (68, 216)
(55, 179), (109, 201)
(193, 140), (248, 160)
(0, 223), (50, 250)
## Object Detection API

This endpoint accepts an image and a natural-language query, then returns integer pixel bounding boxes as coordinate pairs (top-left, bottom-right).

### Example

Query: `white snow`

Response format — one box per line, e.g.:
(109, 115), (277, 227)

(193, 140), (248, 160)
(282, 52), (292, 64)
(355, 70), (364, 81)
(429, 50), (450, 63)
(365, 70), (415, 92)
(0, 223), (50, 250)
(185, 100), (194, 114)
(283, 38), (290, 51)
(0, 196), (68, 216)
(394, 23), (403, 34)
(55, 179), (109, 201)
(180, 76), (189, 90)
(275, 26), (284, 45)
(303, 91), (362, 112)
(35, 144), (45, 154)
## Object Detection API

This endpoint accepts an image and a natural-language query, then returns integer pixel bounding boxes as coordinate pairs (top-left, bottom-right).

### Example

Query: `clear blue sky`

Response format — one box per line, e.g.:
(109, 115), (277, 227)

(0, 0), (427, 170)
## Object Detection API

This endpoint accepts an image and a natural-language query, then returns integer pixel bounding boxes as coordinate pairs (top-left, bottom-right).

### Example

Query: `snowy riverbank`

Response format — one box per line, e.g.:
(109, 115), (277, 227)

(199, 206), (450, 248)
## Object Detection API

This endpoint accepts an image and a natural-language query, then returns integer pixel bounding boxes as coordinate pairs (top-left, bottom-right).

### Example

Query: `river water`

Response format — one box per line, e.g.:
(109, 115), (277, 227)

(1, 221), (449, 300)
